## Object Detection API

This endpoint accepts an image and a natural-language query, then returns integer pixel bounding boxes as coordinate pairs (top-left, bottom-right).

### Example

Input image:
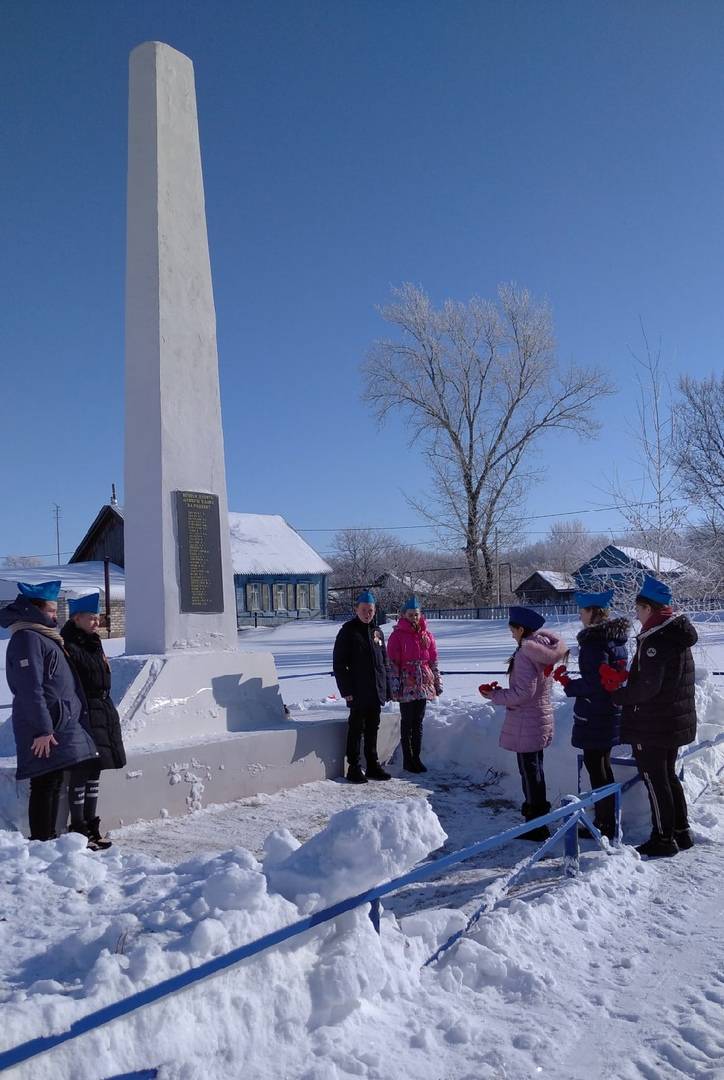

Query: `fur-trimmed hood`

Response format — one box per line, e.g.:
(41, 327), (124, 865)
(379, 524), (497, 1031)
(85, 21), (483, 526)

(519, 630), (568, 667)
(576, 616), (631, 648)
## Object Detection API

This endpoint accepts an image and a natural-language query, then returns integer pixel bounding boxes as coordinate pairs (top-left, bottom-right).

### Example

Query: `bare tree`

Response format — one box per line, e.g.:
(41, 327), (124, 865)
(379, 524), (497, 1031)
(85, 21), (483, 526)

(2, 555), (44, 568)
(362, 283), (611, 603)
(674, 374), (724, 528)
(608, 331), (687, 576)
(329, 528), (396, 592)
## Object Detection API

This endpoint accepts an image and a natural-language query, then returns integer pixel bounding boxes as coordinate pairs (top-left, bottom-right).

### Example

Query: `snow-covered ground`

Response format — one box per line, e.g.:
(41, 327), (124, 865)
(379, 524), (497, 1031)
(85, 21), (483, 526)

(1, 617), (723, 1079)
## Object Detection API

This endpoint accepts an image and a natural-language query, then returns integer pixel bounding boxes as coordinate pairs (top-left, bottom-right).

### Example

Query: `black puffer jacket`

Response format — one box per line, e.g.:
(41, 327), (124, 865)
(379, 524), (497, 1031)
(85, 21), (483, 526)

(60, 621), (127, 770)
(614, 614), (698, 749)
(332, 617), (391, 709)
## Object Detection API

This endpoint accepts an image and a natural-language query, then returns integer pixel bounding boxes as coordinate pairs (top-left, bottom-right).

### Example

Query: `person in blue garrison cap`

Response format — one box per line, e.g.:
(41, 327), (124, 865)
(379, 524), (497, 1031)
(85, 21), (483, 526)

(61, 592), (126, 849)
(332, 590), (392, 783)
(551, 589), (630, 841)
(0, 581), (99, 841)
(600, 574), (698, 858)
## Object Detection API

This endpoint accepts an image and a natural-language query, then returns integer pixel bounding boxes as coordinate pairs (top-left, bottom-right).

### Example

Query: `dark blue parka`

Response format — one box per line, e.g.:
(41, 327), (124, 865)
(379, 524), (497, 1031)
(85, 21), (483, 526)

(564, 617), (630, 750)
(0, 596), (99, 780)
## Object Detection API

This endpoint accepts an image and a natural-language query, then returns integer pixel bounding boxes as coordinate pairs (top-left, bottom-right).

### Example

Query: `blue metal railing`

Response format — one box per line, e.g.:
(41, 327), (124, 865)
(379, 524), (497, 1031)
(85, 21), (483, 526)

(0, 786), (620, 1076)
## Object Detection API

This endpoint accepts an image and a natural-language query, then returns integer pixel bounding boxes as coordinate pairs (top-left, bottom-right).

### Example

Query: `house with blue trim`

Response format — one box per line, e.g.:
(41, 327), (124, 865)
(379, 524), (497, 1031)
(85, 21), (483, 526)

(228, 513), (332, 624)
(575, 545), (686, 591)
(69, 500), (332, 626)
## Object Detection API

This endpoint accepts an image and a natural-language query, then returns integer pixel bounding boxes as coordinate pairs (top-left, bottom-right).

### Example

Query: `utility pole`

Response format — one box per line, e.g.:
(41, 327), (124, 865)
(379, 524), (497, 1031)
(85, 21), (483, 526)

(52, 504), (61, 564)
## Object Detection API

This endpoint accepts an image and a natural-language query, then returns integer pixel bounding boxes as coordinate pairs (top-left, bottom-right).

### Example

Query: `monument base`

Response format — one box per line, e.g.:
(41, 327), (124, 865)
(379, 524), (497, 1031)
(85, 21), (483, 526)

(0, 714), (401, 833)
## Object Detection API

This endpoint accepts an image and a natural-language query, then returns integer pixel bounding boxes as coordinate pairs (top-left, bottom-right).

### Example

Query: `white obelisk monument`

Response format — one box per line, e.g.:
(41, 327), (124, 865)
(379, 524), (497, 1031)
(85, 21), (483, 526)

(124, 41), (238, 655)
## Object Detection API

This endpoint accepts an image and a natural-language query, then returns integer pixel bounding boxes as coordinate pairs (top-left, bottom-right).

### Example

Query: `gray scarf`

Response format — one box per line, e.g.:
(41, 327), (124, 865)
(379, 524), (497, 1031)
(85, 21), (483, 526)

(9, 621), (66, 648)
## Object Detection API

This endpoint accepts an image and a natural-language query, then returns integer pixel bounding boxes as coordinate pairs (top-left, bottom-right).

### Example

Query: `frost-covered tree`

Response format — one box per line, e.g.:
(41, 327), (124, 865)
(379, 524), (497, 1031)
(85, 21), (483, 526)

(363, 283), (611, 603)
(2, 554), (43, 568)
(674, 374), (724, 529)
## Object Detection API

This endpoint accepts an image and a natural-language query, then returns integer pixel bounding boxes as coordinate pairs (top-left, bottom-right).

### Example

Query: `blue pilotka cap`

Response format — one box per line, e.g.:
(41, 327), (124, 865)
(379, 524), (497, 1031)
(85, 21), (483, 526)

(575, 589), (614, 609)
(355, 590), (376, 605)
(637, 574), (673, 606)
(508, 605), (545, 631)
(17, 580), (62, 601)
(68, 592), (101, 615)
(402, 595), (422, 610)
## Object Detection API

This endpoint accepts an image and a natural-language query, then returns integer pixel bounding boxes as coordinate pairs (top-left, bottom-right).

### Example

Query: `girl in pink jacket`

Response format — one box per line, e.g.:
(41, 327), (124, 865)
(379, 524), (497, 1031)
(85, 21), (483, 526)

(480, 606), (567, 841)
(387, 597), (442, 773)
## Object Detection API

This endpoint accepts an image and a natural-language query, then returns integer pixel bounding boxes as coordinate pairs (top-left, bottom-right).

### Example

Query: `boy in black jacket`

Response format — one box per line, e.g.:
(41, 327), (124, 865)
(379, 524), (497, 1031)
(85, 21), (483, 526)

(332, 591), (392, 783)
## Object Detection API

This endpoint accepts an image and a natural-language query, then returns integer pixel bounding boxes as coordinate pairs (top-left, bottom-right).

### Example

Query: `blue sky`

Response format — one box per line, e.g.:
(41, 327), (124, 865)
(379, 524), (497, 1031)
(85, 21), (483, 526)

(2, 1), (723, 565)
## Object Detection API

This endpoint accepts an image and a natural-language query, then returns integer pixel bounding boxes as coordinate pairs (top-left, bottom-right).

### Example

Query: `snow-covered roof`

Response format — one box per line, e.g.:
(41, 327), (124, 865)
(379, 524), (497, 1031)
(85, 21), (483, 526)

(536, 571), (577, 591)
(0, 562), (125, 602)
(613, 547), (685, 575)
(228, 514), (332, 576)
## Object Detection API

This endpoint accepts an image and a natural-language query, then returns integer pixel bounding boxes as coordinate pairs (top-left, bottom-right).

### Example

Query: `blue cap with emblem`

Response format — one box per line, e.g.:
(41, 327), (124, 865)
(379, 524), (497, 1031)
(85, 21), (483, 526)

(355, 590), (376, 605)
(402, 595), (422, 611)
(68, 592), (101, 615)
(17, 580), (62, 601)
(637, 575), (673, 606)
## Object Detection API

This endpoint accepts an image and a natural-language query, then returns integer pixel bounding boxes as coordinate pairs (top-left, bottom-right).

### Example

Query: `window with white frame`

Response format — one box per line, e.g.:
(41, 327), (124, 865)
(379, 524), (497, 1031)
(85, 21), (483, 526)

(262, 584), (271, 611)
(296, 583), (309, 609)
(309, 582), (319, 610)
(274, 584), (286, 611)
(246, 582), (261, 611)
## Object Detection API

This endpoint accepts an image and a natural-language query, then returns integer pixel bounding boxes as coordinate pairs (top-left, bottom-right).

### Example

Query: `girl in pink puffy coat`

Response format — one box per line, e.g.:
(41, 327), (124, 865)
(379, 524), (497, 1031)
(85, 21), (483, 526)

(387, 597), (442, 773)
(479, 606), (567, 840)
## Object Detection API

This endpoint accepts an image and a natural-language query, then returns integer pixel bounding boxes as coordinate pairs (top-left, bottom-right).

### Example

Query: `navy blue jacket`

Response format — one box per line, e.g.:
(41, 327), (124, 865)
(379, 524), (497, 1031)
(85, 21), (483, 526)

(0, 597), (99, 780)
(564, 617), (630, 750)
(333, 617), (391, 709)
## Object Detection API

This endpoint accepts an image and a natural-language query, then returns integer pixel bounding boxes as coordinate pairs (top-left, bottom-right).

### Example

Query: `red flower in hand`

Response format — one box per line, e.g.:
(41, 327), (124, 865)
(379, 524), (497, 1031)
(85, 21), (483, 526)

(543, 664), (554, 677)
(553, 664), (570, 687)
(599, 662), (628, 692)
(479, 681), (500, 694)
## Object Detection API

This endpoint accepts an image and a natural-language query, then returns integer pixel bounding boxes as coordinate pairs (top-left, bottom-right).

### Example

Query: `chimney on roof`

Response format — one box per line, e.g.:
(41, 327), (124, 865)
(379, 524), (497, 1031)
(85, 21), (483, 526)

(110, 483), (118, 507)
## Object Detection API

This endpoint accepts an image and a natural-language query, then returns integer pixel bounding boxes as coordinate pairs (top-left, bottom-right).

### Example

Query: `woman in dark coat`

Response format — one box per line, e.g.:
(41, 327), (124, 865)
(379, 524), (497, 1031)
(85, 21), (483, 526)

(554, 589), (630, 841)
(0, 581), (99, 841)
(60, 591), (126, 848)
(602, 575), (698, 859)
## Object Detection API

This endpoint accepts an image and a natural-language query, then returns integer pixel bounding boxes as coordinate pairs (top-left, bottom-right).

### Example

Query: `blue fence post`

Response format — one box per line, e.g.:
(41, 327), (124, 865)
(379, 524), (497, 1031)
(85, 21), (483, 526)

(369, 899), (381, 934)
(614, 785), (622, 845)
(560, 796), (580, 877)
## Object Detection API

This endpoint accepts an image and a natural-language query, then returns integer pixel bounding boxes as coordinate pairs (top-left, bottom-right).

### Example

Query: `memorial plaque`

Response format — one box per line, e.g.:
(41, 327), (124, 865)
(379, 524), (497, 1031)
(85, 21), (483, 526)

(175, 490), (225, 613)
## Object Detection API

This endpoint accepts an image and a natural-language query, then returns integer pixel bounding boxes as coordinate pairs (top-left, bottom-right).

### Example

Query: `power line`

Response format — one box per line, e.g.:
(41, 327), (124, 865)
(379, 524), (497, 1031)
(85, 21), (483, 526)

(296, 498), (691, 533)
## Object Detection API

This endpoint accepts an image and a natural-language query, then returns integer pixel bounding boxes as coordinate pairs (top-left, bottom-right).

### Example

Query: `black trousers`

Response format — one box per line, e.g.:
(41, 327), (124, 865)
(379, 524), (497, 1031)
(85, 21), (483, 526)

(346, 706), (381, 768)
(68, 760), (102, 825)
(400, 699), (426, 764)
(582, 749), (616, 831)
(28, 768), (65, 841)
(516, 751), (550, 818)
(633, 745), (689, 839)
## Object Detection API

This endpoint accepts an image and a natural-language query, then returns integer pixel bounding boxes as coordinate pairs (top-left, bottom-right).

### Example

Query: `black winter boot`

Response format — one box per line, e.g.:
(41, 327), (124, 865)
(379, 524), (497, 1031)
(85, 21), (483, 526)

(516, 802), (551, 842)
(69, 821), (102, 851)
(86, 817), (113, 850)
(674, 828), (694, 850)
(366, 762), (392, 781)
(636, 833), (679, 858)
(346, 764), (368, 784)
